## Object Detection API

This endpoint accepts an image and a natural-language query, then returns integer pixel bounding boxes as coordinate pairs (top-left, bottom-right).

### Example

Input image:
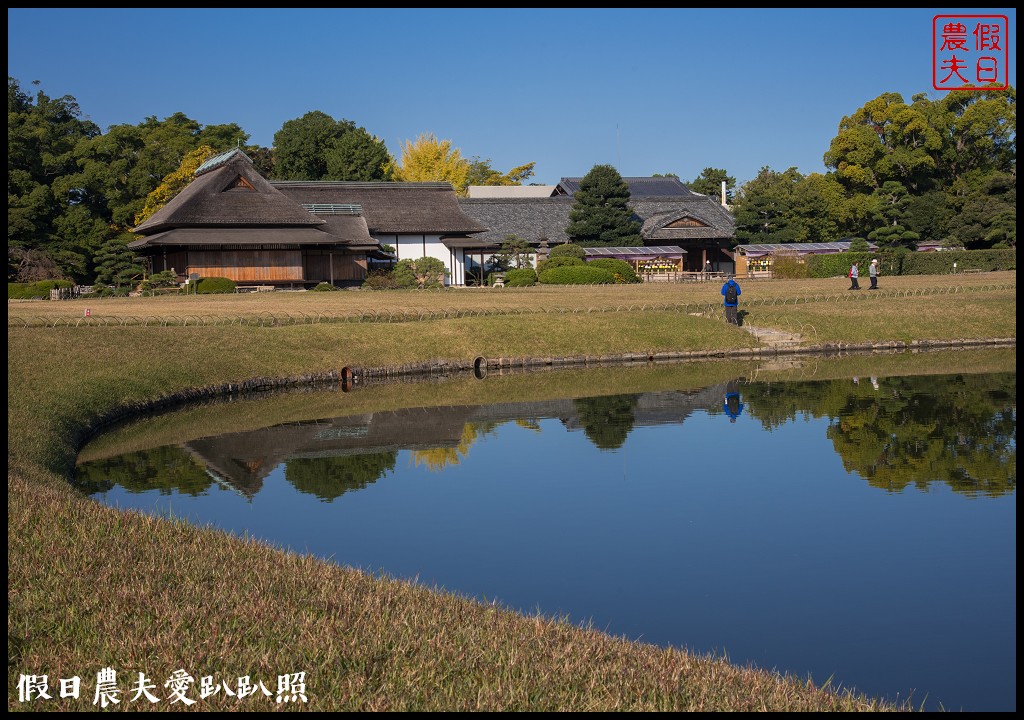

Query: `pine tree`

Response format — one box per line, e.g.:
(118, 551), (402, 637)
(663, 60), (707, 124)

(93, 236), (144, 288)
(565, 165), (642, 246)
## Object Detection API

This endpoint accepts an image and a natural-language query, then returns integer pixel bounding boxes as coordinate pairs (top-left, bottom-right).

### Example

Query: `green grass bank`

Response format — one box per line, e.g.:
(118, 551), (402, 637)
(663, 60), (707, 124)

(8, 274), (1016, 711)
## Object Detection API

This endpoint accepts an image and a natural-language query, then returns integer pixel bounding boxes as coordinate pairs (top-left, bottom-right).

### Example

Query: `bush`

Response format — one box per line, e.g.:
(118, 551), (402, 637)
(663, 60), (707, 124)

(803, 248), (1014, 277)
(769, 254), (809, 279)
(536, 256), (583, 275)
(505, 268), (538, 287)
(362, 269), (401, 290)
(538, 265), (616, 285)
(88, 285), (131, 298)
(196, 277), (237, 294)
(8, 280), (73, 299)
(548, 242), (587, 260)
(309, 282), (337, 292)
(586, 258), (640, 283)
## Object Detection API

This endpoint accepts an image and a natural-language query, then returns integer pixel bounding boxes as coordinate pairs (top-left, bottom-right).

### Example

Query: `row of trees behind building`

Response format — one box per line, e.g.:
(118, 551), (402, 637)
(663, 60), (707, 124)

(8, 76), (1016, 285)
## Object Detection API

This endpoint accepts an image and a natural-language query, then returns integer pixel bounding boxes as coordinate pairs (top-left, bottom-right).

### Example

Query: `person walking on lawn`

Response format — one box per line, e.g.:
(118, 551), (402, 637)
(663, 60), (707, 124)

(721, 275), (741, 325)
(849, 261), (860, 290)
(869, 258), (879, 290)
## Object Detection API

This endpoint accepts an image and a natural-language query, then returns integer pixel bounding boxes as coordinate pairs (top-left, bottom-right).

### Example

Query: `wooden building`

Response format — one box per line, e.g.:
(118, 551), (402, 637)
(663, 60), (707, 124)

(129, 149), (488, 287)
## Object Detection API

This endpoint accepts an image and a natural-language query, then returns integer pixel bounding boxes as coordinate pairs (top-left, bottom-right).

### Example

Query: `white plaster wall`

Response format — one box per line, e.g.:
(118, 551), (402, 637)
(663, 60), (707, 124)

(379, 233), (460, 286)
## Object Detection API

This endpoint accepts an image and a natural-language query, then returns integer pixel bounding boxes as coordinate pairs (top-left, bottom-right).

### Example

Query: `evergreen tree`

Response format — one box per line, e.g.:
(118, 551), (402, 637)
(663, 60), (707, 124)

(565, 164), (642, 246)
(92, 235), (145, 288)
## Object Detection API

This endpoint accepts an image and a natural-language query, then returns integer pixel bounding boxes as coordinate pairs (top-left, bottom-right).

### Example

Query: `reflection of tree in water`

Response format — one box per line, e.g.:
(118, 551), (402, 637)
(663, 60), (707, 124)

(410, 422), (500, 471)
(284, 452), (397, 502)
(75, 445), (214, 496)
(573, 394), (639, 450)
(743, 373), (1016, 496)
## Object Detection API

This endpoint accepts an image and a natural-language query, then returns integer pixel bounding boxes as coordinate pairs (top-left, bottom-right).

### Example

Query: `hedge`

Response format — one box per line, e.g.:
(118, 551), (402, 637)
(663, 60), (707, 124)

(804, 248), (1015, 278)
(505, 268), (538, 287)
(196, 277), (238, 294)
(8, 280), (74, 299)
(585, 258), (641, 283)
(538, 265), (616, 285)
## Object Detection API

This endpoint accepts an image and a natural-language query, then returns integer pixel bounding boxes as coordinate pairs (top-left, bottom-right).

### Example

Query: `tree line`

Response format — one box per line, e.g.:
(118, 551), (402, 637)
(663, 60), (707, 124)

(729, 89), (1016, 250)
(8, 76), (1015, 285)
(7, 77), (536, 284)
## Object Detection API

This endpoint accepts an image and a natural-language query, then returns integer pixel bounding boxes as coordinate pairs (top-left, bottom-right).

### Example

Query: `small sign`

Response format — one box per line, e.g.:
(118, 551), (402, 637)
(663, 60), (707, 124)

(84, 308), (91, 317)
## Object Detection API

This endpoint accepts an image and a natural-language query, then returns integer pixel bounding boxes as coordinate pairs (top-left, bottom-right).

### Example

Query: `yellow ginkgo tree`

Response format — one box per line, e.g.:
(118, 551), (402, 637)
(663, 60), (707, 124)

(134, 145), (219, 226)
(386, 133), (471, 194)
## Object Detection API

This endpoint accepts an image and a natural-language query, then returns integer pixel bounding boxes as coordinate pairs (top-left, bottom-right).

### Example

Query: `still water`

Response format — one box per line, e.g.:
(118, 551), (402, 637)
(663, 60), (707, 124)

(76, 354), (1016, 711)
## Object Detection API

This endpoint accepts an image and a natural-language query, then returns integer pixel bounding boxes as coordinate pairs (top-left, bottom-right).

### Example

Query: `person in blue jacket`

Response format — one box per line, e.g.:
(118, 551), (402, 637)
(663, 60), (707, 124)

(721, 275), (741, 325)
(724, 381), (744, 422)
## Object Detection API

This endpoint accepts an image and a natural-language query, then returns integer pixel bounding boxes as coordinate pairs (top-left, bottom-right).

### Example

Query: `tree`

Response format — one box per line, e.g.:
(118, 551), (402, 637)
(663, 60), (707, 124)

(92, 234), (145, 288)
(928, 88), (1017, 188)
(466, 157), (536, 187)
(387, 133), (470, 193)
(688, 167), (736, 203)
(135, 145), (219, 225)
(731, 166), (803, 244)
(496, 234), (534, 269)
(274, 110), (390, 181)
(867, 181), (920, 248)
(324, 127), (393, 181)
(8, 77), (102, 280)
(823, 92), (942, 193)
(565, 164), (642, 246)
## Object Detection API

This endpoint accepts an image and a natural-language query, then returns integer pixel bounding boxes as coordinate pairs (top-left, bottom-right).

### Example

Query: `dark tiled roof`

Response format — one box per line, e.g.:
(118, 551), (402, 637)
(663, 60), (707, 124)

(133, 152), (325, 235)
(273, 182), (488, 235)
(459, 197), (575, 244)
(736, 241), (878, 256)
(127, 226), (364, 249)
(459, 195), (734, 245)
(556, 176), (699, 198)
(634, 198), (735, 239)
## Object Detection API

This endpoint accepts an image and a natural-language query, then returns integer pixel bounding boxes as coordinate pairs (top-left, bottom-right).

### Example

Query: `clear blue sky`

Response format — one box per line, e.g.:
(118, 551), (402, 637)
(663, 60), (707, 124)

(7, 8), (1016, 187)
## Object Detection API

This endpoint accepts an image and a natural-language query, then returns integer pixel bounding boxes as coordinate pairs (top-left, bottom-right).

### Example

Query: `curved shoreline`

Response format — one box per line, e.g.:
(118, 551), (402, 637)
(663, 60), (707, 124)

(72, 337), (1015, 467)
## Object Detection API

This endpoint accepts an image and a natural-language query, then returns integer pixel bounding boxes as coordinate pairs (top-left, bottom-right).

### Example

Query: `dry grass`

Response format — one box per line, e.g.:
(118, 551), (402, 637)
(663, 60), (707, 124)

(8, 274), (1016, 711)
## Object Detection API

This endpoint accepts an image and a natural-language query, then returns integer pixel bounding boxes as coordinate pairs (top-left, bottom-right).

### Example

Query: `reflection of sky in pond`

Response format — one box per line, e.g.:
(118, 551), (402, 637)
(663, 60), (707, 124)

(78, 373), (1017, 712)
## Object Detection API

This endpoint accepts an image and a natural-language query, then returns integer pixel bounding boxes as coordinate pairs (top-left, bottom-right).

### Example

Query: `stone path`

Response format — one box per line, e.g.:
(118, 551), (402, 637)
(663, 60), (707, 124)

(740, 324), (804, 349)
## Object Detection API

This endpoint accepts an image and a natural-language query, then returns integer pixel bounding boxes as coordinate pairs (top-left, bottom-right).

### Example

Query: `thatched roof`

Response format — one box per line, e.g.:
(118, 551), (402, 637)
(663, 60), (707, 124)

(133, 149), (325, 234)
(127, 224), (369, 250)
(273, 182), (488, 235)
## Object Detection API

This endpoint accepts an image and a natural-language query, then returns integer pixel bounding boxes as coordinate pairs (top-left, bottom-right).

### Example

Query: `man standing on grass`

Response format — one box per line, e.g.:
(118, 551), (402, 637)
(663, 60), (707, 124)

(849, 261), (860, 290)
(721, 275), (741, 325)
(869, 259), (879, 290)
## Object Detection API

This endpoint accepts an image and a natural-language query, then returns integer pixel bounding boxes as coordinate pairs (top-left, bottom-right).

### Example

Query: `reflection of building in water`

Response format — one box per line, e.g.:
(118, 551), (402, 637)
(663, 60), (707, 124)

(178, 385), (734, 498)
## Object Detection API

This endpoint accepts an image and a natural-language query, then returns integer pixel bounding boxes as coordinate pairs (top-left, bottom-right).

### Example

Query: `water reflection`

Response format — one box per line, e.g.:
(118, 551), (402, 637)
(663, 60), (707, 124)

(74, 352), (1017, 712)
(78, 372), (1016, 501)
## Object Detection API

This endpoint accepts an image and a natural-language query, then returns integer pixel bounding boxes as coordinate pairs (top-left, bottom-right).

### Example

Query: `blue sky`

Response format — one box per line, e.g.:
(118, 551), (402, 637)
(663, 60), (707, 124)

(7, 8), (1016, 187)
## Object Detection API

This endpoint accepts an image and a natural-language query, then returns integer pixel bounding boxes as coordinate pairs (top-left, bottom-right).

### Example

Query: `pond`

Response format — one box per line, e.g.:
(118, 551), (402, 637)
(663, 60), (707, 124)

(75, 349), (1017, 712)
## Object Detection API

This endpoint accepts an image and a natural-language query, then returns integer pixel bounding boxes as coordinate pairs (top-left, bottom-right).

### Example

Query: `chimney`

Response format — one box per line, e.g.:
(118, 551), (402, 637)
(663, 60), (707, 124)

(721, 180), (727, 207)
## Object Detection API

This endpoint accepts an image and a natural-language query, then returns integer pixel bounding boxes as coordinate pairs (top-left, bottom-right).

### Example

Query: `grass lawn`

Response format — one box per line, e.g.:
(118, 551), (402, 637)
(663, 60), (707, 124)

(8, 273), (1015, 711)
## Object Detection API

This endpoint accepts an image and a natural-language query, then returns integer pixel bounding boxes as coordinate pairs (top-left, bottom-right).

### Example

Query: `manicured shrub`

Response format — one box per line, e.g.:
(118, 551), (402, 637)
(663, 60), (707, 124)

(538, 265), (616, 285)
(505, 268), (538, 287)
(8, 280), (73, 299)
(536, 256), (583, 275)
(548, 242), (586, 260)
(769, 254), (809, 279)
(362, 269), (401, 290)
(586, 258), (640, 283)
(309, 282), (337, 292)
(196, 277), (237, 294)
